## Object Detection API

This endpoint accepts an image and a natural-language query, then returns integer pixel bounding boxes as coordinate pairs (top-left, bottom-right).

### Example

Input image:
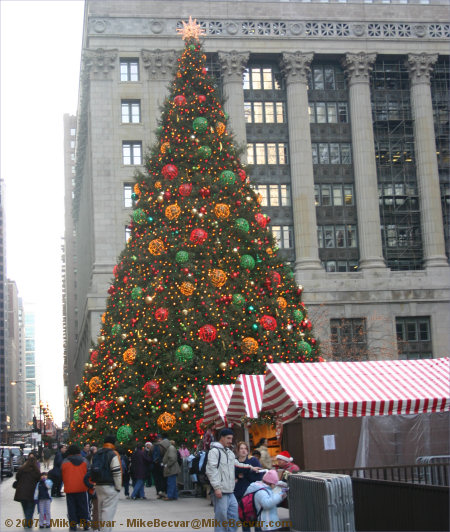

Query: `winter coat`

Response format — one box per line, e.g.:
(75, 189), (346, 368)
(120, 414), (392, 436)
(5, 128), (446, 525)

(34, 479), (53, 501)
(61, 455), (92, 493)
(256, 445), (273, 470)
(14, 464), (41, 502)
(206, 442), (254, 494)
(234, 456), (262, 502)
(244, 481), (284, 531)
(130, 448), (152, 480)
(161, 439), (180, 477)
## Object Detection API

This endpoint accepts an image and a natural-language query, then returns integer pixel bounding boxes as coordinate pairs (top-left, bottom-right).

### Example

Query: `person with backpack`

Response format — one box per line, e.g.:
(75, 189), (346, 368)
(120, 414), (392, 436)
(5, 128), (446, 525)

(206, 428), (260, 532)
(61, 445), (93, 531)
(34, 471), (53, 529)
(130, 443), (152, 500)
(234, 442), (262, 532)
(241, 470), (288, 531)
(91, 435), (122, 532)
(160, 438), (180, 501)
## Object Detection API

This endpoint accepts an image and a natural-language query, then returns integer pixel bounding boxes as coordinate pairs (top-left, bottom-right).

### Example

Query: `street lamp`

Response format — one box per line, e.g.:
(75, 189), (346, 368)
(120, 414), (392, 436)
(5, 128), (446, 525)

(10, 380), (44, 440)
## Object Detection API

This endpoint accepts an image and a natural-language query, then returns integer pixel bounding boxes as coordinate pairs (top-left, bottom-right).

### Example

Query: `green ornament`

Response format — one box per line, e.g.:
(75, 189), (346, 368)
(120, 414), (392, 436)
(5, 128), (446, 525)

(297, 340), (312, 355)
(131, 255), (137, 261)
(131, 193), (138, 201)
(189, 44), (196, 51)
(133, 209), (146, 224)
(148, 216), (154, 223)
(193, 117), (208, 133)
(118, 300), (125, 308)
(116, 424), (133, 443)
(111, 324), (122, 336)
(131, 287), (143, 300)
(224, 112), (229, 120)
(235, 218), (250, 232)
(232, 294), (245, 307)
(175, 345), (194, 363)
(198, 145), (212, 158)
(219, 170), (236, 186)
(175, 251), (189, 264)
(293, 309), (304, 323)
(252, 323), (259, 331)
(247, 305), (256, 313)
(73, 410), (80, 421)
(240, 254), (255, 270)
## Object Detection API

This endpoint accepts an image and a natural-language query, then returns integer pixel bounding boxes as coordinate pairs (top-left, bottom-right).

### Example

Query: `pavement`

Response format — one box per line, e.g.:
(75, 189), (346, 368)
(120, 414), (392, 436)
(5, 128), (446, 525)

(0, 474), (290, 532)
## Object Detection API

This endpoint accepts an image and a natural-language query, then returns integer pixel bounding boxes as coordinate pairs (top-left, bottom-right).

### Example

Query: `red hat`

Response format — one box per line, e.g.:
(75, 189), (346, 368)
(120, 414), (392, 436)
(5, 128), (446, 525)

(276, 451), (293, 463)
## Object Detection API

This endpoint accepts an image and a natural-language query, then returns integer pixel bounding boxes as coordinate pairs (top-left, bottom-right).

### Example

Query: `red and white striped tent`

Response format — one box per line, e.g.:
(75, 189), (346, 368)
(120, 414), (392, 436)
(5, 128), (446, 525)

(203, 384), (234, 428)
(226, 374), (265, 424)
(261, 358), (450, 424)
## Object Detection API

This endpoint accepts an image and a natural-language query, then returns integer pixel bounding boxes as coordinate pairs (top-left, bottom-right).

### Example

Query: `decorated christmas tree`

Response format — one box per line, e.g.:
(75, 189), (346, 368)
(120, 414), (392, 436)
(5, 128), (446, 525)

(70, 18), (320, 447)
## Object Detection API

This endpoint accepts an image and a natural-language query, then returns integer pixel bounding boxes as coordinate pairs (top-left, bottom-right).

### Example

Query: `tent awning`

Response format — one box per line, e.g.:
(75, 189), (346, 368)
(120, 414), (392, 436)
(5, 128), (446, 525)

(226, 374), (265, 424)
(261, 358), (450, 424)
(203, 384), (234, 428)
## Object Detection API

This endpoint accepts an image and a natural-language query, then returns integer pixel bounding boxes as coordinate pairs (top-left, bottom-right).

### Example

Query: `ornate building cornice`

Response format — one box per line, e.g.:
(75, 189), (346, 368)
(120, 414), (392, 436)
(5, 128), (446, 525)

(406, 53), (438, 85)
(218, 51), (249, 82)
(342, 52), (377, 84)
(281, 52), (313, 84)
(141, 49), (177, 80)
(83, 48), (118, 77)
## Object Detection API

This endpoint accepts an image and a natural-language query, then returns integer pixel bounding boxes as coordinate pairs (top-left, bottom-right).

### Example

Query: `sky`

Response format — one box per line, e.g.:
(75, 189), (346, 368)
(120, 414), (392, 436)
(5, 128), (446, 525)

(1, 0), (85, 425)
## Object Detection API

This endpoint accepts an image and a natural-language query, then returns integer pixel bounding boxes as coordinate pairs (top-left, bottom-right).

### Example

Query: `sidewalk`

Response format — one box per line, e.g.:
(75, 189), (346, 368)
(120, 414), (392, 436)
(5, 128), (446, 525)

(0, 476), (290, 532)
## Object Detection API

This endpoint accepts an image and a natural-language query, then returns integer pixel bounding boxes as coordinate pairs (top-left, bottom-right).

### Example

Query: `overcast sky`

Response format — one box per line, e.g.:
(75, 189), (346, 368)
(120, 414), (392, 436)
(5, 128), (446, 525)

(1, 0), (85, 424)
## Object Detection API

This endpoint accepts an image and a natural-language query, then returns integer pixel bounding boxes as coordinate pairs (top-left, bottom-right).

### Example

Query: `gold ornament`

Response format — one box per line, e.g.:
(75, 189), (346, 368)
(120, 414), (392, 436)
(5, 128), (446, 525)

(134, 183), (141, 195)
(155, 181), (162, 189)
(121, 333), (128, 340)
(123, 348), (137, 365)
(214, 203), (230, 219)
(219, 362), (227, 371)
(161, 142), (170, 154)
(148, 239), (165, 255)
(89, 376), (102, 393)
(157, 411), (176, 431)
(78, 392), (84, 400)
(216, 122), (226, 136)
(116, 396), (125, 405)
(209, 268), (227, 288)
(101, 313), (106, 324)
(98, 335), (105, 343)
(180, 281), (195, 296)
(165, 203), (181, 220)
(241, 337), (259, 355)
(86, 424), (93, 432)
(277, 297), (287, 310)
(182, 309), (188, 316)
(181, 403), (190, 412)
(172, 386), (178, 392)
(157, 195), (164, 203)
(266, 247), (273, 255)
(188, 398), (196, 406)
(145, 295), (153, 304)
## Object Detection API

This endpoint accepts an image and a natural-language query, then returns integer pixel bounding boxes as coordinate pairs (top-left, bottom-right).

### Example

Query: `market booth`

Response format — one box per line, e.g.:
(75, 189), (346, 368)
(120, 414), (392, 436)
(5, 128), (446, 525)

(261, 357), (450, 470)
(203, 383), (234, 429)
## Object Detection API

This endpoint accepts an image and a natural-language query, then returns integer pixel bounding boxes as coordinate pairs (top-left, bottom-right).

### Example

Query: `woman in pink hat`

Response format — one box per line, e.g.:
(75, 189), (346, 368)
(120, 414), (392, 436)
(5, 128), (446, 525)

(275, 451), (300, 481)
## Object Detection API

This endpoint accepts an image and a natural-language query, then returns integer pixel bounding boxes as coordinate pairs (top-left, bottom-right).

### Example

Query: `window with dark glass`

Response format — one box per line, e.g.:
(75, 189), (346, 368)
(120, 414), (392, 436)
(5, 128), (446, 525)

(396, 317), (432, 359)
(330, 318), (367, 361)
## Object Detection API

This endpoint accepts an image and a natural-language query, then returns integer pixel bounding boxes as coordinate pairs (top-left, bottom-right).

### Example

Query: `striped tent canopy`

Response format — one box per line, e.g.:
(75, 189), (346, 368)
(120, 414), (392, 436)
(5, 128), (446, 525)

(226, 374), (265, 424)
(203, 384), (234, 428)
(261, 358), (450, 424)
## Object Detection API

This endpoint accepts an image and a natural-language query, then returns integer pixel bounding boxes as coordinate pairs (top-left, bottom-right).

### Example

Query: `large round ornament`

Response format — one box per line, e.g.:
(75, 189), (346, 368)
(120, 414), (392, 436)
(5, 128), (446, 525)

(131, 287), (143, 300)
(214, 203), (230, 219)
(116, 396), (125, 405)
(216, 122), (226, 135)
(255, 213), (268, 228)
(162, 164), (178, 180)
(297, 340), (312, 355)
(165, 204), (181, 220)
(237, 168), (247, 182)
(157, 412), (176, 431)
(73, 410), (80, 422)
(89, 376), (102, 393)
(235, 218), (250, 233)
(209, 269), (227, 288)
(198, 145), (212, 158)
(219, 170), (236, 186)
(260, 315), (277, 331)
(174, 94), (187, 106)
(116, 424), (133, 443)
(111, 324), (122, 336)
(179, 183), (193, 197)
(241, 337), (259, 355)
(192, 117), (208, 133)
(95, 400), (109, 418)
(148, 239), (165, 255)
(293, 309), (304, 323)
(175, 250), (189, 264)
(277, 297), (287, 310)
(180, 281), (195, 296)
(160, 142), (170, 154)
(133, 209), (147, 224)
(143, 380), (160, 397)
(123, 347), (137, 364)
(240, 255), (256, 270)
(266, 271), (281, 289)
(232, 294), (245, 307)
(190, 228), (208, 244)
(155, 307), (169, 322)
(175, 345), (194, 362)
(86, 424), (93, 432)
(90, 350), (99, 364)
(198, 324), (217, 343)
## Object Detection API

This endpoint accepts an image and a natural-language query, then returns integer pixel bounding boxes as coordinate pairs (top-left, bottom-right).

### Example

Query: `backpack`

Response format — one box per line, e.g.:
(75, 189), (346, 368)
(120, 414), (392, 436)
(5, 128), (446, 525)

(238, 488), (265, 522)
(200, 449), (222, 484)
(177, 450), (183, 466)
(90, 448), (114, 483)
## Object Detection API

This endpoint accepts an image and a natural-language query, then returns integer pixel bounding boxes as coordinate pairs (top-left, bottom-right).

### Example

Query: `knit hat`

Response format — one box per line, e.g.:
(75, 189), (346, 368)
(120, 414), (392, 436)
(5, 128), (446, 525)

(218, 428), (234, 438)
(276, 451), (293, 462)
(262, 469), (279, 485)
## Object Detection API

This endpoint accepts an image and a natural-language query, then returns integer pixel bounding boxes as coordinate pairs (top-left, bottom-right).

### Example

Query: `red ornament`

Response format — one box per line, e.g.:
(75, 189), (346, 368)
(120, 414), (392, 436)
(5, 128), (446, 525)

(198, 324), (217, 343)
(202, 67), (207, 75)
(163, 190), (172, 201)
(155, 307), (169, 322)
(199, 187), (211, 198)
(95, 400), (109, 418)
(301, 318), (312, 330)
(179, 183), (193, 197)
(255, 213), (268, 229)
(196, 418), (205, 435)
(266, 271), (281, 289)
(156, 285), (164, 292)
(236, 200), (242, 207)
(174, 95), (187, 106)
(107, 285), (116, 295)
(143, 380), (160, 397)
(190, 228), (208, 244)
(260, 315), (277, 331)
(90, 351), (99, 364)
(237, 169), (246, 182)
(162, 164), (178, 180)
(198, 94), (206, 104)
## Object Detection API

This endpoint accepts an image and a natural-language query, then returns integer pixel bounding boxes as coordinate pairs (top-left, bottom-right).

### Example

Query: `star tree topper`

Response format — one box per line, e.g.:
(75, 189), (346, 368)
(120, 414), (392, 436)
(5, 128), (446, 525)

(176, 16), (206, 41)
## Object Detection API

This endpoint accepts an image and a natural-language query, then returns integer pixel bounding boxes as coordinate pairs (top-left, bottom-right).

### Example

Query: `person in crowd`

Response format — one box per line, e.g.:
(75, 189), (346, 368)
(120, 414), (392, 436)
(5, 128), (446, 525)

(34, 471), (53, 529)
(14, 454), (41, 528)
(86, 444), (99, 530)
(93, 435), (122, 532)
(160, 438), (180, 501)
(206, 428), (260, 532)
(202, 427), (214, 451)
(42, 446), (52, 471)
(50, 444), (66, 497)
(275, 451), (300, 481)
(130, 443), (152, 500)
(144, 442), (154, 488)
(81, 443), (91, 459)
(178, 443), (190, 458)
(255, 438), (272, 470)
(152, 434), (167, 499)
(61, 445), (93, 531)
(252, 450), (262, 461)
(118, 447), (131, 498)
(243, 469), (288, 532)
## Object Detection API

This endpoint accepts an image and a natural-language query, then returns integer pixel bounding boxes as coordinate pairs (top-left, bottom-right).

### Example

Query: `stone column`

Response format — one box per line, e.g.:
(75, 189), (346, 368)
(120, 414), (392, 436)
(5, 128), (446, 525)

(218, 51), (249, 155)
(141, 49), (177, 145)
(342, 52), (386, 270)
(281, 52), (322, 271)
(407, 53), (448, 268)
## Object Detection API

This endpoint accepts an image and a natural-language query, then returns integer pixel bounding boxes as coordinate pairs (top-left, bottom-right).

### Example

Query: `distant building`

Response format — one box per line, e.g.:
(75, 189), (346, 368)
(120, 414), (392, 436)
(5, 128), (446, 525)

(64, 0), (449, 392)
(23, 308), (37, 424)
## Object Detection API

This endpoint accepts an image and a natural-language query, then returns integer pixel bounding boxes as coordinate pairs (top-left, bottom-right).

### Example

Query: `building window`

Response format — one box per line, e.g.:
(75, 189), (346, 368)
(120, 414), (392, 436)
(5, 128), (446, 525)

(70, 128), (76, 136)
(244, 101), (285, 123)
(330, 318), (367, 360)
(121, 100), (141, 123)
(318, 225), (357, 248)
(253, 184), (291, 207)
(125, 226), (132, 242)
(323, 260), (358, 273)
(243, 67), (282, 91)
(123, 184), (137, 208)
(309, 102), (348, 123)
(314, 184), (354, 206)
(311, 143), (352, 165)
(271, 225), (294, 248)
(310, 65), (346, 91)
(247, 143), (288, 165)
(122, 142), (142, 165)
(396, 317), (432, 359)
(120, 58), (139, 81)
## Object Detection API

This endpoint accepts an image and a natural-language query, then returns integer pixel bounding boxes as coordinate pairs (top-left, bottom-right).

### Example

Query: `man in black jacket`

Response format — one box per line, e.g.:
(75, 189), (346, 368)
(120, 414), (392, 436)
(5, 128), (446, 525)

(50, 444), (67, 497)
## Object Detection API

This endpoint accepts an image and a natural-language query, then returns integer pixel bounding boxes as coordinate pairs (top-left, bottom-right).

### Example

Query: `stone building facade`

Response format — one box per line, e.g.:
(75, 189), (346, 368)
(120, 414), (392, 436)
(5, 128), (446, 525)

(64, 0), (450, 392)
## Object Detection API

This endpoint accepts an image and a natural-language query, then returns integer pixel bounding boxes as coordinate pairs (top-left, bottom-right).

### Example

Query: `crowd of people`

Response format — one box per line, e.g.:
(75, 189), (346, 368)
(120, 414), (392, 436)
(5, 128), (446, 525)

(12, 430), (299, 532)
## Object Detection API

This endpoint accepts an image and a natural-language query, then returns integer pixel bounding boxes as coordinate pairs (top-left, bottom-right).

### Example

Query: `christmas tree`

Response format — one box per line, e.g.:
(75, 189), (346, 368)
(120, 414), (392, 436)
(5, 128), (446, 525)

(70, 18), (319, 447)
